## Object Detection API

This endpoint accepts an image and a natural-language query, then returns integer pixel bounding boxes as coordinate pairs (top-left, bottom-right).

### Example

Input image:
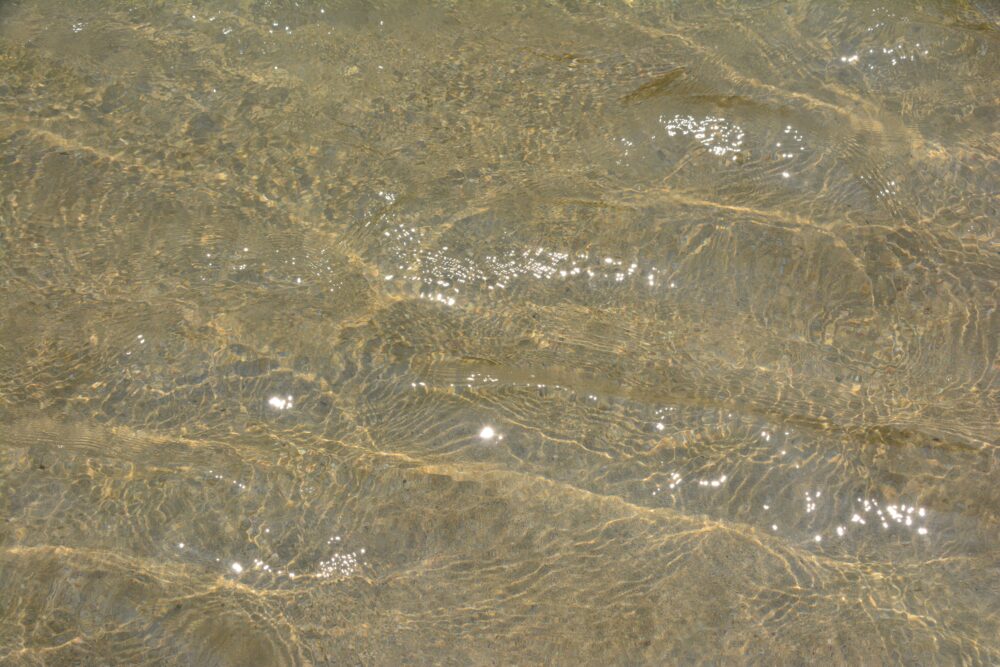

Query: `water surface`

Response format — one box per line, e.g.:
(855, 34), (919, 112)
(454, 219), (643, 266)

(0, 0), (998, 664)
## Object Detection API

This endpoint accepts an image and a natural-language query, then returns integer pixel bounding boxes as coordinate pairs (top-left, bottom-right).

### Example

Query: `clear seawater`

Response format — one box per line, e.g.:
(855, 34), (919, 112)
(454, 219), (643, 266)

(0, 1), (998, 664)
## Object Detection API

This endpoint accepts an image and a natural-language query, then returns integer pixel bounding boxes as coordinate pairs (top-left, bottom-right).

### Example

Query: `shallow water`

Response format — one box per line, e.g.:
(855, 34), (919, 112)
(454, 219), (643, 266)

(0, 0), (998, 664)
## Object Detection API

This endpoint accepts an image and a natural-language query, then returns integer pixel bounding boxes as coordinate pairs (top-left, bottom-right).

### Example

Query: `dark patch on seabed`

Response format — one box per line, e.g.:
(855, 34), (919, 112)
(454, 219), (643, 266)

(0, 0), (998, 664)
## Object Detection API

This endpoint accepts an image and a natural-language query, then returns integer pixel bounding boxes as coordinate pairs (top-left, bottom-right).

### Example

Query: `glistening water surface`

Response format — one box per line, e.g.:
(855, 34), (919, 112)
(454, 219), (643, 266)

(1, 0), (998, 664)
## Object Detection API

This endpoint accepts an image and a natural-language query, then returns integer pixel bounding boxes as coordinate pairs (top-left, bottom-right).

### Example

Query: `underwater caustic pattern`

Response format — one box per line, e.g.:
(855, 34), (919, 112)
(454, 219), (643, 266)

(0, 0), (998, 664)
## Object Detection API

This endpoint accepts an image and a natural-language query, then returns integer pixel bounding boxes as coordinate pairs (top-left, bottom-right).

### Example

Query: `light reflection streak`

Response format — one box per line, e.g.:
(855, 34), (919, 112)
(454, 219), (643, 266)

(645, 419), (932, 544)
(376, 219), (682, 305)
(660, 114), (745, 157)
(178, 475), (372, 582)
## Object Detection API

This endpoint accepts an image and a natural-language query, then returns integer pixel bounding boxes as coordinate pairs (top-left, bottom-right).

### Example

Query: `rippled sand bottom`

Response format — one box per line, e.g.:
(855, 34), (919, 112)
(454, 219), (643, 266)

(1, 0), (998, 664)
(4, 419), (997, 665)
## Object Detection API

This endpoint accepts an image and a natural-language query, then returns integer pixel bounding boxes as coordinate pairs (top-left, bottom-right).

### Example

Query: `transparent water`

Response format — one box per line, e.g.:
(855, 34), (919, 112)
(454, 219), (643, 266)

(0, 1), (997, 664)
